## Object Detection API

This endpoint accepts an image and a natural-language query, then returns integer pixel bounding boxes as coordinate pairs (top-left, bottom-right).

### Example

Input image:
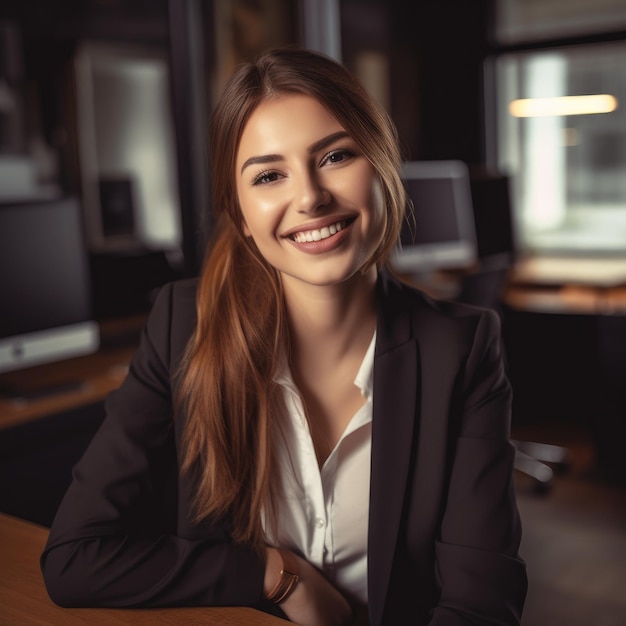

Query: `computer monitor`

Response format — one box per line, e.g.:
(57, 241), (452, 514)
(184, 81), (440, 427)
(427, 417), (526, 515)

(0, 197), (99, 376)
(390, 160), (477, 274)
(468, 170), (517, 263)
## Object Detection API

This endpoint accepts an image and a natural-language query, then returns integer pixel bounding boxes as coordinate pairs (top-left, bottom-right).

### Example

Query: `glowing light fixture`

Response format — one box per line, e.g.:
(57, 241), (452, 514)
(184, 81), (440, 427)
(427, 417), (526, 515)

(509, 94), (618, 117)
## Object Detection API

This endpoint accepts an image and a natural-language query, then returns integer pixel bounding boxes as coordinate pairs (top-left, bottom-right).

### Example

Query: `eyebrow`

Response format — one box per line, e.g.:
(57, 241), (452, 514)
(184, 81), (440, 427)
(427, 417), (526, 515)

(239, 130), (351, 174)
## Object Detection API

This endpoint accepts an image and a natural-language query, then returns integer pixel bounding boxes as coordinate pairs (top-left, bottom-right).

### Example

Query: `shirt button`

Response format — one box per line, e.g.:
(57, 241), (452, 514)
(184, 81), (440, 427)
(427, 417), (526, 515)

(314, 517), (325, 529)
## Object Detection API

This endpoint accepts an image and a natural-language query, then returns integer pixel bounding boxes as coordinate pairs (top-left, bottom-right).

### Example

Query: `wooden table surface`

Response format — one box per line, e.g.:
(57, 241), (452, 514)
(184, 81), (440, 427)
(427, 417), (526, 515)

(0, 346), (137, 431)
(0, 513), (289, 625)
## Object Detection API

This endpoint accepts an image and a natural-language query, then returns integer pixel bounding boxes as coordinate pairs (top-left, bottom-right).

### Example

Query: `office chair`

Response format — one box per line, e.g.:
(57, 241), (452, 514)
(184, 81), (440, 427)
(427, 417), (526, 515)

(457, 169), (570, 493)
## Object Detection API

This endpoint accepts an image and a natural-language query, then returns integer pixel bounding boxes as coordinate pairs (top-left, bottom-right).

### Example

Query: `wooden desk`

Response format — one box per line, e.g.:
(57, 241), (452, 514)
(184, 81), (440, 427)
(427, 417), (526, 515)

(510, 255), (626, 290)
(506, 255), (626, 315)
(0, 315), (147, 431)
(0, 513), (289, 625)
(504, 283), (626, 315)
(0, 346), (136, 431)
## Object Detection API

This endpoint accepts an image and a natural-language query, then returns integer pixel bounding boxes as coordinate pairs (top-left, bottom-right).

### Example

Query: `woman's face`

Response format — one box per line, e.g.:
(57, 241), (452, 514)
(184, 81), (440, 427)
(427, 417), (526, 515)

(235, 94), (385, 292)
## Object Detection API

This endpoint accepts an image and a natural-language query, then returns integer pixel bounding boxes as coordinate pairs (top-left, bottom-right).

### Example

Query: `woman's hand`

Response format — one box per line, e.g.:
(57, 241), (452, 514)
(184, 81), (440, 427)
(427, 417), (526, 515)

(265, 547), (352, 626)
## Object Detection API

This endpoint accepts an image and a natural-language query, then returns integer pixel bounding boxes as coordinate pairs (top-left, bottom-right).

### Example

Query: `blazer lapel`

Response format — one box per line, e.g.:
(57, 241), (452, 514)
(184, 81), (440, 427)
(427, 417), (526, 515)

(368, 272), (421, 625)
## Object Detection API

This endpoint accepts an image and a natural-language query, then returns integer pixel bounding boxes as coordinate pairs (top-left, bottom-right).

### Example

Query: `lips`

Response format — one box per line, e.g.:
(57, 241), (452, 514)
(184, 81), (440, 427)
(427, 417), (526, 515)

(286, 217), (356, 243)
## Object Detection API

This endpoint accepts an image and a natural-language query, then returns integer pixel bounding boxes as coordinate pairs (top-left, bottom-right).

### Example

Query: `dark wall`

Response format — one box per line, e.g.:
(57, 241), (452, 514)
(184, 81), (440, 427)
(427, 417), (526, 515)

(339, 0), (493, 165)
(388, 0), (492, 164)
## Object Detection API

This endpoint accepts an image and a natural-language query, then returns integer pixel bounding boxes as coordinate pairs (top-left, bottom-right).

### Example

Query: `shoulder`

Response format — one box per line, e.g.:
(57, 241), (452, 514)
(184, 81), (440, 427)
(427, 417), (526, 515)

(152, 277), (199, 307)
(149, 278), (198, 322)
(142, 278), (199, 369)
(378, 270), (501, 354)
(379, 269), (500, 327)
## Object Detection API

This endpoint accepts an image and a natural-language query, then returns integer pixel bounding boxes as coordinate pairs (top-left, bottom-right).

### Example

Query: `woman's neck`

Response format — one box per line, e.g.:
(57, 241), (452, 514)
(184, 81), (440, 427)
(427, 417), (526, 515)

(282, 267), (378, 375)
(281, 267), (378, 465)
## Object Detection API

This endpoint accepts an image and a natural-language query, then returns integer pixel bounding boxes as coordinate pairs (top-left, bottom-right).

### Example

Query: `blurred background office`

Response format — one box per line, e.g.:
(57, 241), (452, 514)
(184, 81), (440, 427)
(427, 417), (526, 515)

(1, 1), (626, 625)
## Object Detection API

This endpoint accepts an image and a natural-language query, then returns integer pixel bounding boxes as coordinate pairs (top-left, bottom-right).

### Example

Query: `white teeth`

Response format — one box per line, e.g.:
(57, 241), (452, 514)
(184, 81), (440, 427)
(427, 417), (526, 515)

(293, 220), (346, 243)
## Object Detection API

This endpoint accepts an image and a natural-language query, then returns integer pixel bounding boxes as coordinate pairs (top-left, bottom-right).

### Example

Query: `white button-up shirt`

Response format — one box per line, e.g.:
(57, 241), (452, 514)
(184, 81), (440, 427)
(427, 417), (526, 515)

(263, 333), (375, 604)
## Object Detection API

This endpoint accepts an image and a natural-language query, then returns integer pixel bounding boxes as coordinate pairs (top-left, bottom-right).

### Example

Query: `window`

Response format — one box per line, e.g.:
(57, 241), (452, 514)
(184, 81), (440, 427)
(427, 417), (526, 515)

(490, 1), (626, 256)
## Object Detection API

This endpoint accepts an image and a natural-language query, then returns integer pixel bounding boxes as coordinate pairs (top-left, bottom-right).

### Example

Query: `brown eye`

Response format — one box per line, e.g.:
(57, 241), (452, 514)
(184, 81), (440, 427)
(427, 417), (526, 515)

(321, 148), (356, 167)
(252, 170), (281, 186)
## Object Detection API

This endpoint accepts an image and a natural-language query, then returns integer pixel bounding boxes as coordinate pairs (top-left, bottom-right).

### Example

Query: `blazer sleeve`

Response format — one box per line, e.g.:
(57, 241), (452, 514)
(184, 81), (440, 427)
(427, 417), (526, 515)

(430, 309), (528, 625)
(40, 282), (267, 609)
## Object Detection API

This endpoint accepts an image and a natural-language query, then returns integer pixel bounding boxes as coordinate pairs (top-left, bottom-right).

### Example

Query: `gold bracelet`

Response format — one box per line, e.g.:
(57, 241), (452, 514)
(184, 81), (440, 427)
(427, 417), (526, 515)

(265, 548), (300, 604)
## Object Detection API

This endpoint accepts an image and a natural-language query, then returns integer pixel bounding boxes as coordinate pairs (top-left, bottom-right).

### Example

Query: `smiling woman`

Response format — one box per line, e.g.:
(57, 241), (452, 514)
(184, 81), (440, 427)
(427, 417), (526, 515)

(236, 94), (385, 290)
(41, 48), (527, 626)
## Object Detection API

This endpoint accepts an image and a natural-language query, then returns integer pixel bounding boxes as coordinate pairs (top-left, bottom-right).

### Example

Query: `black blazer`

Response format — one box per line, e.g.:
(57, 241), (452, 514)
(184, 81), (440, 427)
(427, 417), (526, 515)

(41, 271), (527, 625)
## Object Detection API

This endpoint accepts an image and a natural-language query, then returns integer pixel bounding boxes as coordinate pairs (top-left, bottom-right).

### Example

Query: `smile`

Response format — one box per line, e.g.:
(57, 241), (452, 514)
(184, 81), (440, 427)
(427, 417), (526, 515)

(290, 219), (349, 243)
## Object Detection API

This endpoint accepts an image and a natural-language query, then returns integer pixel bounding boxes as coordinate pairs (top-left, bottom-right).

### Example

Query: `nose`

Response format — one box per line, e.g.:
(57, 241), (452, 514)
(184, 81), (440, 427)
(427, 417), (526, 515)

(294, 168), (331, 214)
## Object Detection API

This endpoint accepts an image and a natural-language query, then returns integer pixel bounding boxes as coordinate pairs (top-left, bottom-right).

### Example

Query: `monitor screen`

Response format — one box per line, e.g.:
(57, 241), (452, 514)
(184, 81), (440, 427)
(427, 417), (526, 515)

(0, 197), (99, 374)
(390, 160), (477, 274)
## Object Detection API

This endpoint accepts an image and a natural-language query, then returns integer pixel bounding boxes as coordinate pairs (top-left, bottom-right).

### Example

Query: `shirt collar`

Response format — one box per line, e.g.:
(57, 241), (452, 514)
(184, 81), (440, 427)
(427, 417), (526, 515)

(354, 330), (376, 400)
(274, 331), (376, 400)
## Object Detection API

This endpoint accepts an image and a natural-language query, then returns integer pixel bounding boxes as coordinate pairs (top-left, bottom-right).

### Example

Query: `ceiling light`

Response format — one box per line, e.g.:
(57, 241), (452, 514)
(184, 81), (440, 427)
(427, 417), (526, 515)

(509, 94), (618, 117)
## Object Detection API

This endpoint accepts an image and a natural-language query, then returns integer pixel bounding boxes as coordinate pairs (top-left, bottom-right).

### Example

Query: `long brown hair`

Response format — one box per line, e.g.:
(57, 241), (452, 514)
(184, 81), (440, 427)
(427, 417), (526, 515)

(177, 48), (407, 549)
